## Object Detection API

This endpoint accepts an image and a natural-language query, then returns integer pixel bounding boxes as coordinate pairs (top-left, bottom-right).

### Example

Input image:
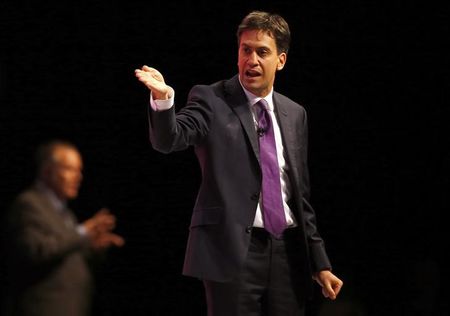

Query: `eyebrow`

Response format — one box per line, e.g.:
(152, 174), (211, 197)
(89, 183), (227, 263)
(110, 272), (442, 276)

(241, 43), (272, 51)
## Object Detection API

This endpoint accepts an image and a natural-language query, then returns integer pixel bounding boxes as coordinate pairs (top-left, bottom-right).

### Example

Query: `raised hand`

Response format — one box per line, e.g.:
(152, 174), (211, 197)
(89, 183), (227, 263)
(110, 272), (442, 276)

(135, 65), (172, 100)
(90, 232), (125, 250)
(82, 208), (124, 249)
(83, 208), (116, 236)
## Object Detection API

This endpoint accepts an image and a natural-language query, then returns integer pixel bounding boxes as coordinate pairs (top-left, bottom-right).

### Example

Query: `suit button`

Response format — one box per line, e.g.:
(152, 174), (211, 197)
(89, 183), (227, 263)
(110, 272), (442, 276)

(245, 226), (252, 233)
(251, 193), (259, 201)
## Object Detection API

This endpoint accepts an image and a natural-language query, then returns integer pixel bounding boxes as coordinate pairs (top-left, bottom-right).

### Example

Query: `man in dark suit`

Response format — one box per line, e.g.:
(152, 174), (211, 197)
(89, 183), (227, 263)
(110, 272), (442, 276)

(2, 140), (124, 316)
(135, 10), (343, 316)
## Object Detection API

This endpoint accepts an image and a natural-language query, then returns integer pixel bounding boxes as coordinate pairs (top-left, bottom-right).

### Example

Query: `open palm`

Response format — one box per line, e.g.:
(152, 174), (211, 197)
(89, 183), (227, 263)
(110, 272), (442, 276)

(135, 65), (170, 99)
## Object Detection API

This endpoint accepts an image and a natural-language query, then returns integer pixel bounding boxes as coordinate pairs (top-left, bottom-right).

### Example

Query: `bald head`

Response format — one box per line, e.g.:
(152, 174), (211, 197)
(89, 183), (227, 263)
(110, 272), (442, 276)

(36, 141), (83, 200)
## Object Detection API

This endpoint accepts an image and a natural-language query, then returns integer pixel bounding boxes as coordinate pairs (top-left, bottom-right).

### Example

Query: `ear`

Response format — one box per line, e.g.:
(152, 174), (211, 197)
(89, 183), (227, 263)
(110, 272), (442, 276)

(277, 52), (287, 71)
(39, 163), (53, 182)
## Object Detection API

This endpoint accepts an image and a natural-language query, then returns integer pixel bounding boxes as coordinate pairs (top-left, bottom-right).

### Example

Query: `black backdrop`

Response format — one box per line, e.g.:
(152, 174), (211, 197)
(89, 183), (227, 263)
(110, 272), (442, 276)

(1, 1), (448, 315)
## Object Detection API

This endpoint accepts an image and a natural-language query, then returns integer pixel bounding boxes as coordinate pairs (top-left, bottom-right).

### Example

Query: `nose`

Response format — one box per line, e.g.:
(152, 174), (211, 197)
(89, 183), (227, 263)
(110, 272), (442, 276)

(247, 51), (259, 66)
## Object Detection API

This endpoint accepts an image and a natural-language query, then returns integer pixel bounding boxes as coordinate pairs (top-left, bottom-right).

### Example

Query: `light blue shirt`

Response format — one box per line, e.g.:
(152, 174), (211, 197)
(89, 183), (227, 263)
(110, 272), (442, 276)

(35, 181), (87, 236)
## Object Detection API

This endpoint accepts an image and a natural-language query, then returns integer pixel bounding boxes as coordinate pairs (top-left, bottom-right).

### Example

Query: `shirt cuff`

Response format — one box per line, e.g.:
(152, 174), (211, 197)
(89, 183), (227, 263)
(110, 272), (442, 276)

(77, 224), (87, 236)
(150, 87), (175, 111)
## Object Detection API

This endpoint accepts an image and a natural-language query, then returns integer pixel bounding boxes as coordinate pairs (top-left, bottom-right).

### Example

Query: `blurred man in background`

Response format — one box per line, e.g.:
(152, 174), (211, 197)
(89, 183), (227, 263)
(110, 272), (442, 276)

(2, 140), (124, 316)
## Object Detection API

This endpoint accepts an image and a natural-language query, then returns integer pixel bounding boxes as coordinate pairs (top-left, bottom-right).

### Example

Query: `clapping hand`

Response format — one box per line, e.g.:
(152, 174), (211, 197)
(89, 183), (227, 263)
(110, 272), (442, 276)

(83, 208), (125, 250)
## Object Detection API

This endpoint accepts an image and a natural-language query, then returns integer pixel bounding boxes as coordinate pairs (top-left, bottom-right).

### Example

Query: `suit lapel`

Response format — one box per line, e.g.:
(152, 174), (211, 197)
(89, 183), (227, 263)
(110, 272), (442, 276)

(273, 93), (297, 168)
(224, 76), (260, 162)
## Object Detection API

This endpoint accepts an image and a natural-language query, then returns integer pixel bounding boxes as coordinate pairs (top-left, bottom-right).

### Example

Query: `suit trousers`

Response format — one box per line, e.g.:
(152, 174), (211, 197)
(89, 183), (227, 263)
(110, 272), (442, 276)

(203, 227), (306, 316)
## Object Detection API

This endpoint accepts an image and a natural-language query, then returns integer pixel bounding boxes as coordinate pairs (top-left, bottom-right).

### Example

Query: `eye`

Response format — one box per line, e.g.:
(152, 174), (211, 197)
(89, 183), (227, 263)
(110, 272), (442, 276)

(243, 47), (251, 54)
(257, 48), (270, 57)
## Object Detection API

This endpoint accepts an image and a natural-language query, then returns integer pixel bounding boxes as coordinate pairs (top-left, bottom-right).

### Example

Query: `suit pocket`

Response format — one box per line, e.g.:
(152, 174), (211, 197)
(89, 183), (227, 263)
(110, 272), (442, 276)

(190, 207), (222, 228)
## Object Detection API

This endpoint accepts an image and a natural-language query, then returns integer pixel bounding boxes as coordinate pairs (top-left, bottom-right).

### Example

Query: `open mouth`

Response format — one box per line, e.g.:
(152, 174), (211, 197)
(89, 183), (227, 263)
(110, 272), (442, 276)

(245, 69), (261, 78)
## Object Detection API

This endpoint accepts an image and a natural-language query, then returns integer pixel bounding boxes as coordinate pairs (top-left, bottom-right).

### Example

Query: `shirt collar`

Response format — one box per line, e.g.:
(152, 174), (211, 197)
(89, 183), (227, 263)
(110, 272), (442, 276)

(238, 76), (274, 111)
(35, 180), (67, 212)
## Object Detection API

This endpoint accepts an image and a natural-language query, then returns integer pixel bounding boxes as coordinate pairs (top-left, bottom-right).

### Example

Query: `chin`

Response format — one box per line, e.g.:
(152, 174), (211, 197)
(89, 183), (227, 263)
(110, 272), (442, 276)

(65, 191), (79, 200)
(243, 82), (260, 93)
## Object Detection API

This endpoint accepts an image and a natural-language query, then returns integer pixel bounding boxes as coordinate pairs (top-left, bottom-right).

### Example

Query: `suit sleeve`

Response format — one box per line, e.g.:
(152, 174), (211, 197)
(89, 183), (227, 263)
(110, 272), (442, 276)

(148, 85), (215, 154)
(298, 108), (333, 272)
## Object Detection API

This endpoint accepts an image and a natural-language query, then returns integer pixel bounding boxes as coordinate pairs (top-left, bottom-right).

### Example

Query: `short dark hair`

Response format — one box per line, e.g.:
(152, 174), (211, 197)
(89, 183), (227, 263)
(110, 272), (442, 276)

(237, 11), (291, 54)
(35, 140), (79, 175)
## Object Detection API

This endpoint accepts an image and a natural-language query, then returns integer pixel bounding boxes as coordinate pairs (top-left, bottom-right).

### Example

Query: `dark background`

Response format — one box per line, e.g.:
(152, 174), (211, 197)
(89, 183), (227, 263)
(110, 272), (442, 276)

(0, 1), (448, 315)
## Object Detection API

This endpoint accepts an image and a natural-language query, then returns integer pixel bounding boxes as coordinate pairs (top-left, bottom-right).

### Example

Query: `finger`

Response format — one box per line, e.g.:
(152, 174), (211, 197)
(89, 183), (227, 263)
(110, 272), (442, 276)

(97, 211), (115, 220)
(111, 235), (125, 247)
(98, 207), (110, 214)
(94, 215), (115, 227)
(91, 215), (116, 230)
(135, 71), (152, 82)
(142, 66), (162, 79)
(102, 233), (125, 247)
(97, 218), (116, 230)
(135, 73), (146, 81)
(324, 284), (337, 300)
(333, 281), (343, 297)
(135, 69), (145, 76)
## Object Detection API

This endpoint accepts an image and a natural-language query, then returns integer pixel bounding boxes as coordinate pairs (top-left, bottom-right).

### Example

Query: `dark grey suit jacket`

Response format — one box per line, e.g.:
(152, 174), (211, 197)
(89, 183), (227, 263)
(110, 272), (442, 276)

(148, 75), (332, 295)
(2, 186), (93, 316)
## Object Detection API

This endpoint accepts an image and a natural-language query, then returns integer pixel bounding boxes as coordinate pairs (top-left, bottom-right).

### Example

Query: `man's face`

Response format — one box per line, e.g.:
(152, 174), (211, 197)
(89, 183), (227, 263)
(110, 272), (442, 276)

(238, 29), (287, 97)
(44, 147), (83, 200)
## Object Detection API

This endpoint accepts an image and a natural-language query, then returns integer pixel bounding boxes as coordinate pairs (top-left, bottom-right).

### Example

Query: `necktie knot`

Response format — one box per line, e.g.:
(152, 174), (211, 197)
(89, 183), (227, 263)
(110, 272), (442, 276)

(255, 98), (268, 110)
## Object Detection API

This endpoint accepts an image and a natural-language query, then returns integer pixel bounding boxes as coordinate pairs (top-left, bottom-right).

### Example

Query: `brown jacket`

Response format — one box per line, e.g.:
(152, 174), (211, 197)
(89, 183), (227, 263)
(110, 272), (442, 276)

(3, 185), (93, 316)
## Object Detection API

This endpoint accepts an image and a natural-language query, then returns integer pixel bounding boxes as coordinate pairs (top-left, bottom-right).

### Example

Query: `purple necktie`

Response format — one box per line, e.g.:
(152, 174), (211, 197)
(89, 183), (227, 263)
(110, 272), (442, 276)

(255, 99), (287, 238)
